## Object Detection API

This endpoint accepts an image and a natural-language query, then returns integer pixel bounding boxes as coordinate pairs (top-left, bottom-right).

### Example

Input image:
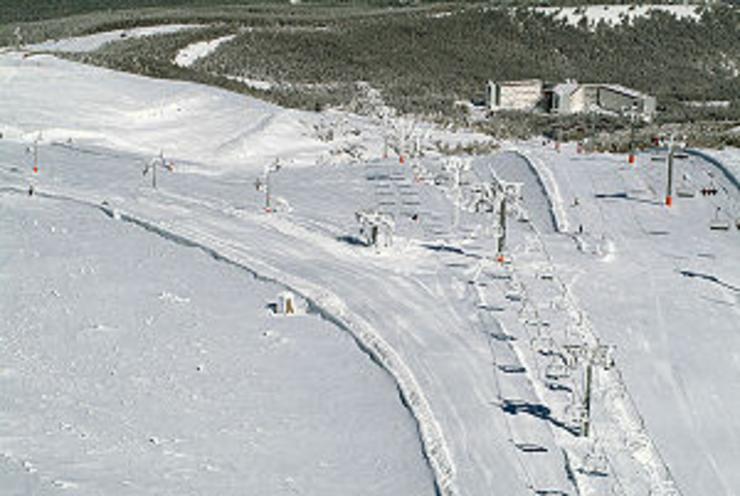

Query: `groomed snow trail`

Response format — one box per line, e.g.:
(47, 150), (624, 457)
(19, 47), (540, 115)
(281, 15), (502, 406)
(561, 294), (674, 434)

(0, 173), (460, 495)
(0, 189), (436, 496)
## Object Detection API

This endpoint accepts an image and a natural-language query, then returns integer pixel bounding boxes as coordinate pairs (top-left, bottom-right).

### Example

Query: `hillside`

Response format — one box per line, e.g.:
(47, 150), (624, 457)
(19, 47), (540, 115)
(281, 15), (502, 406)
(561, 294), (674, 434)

(1, 14), (740, 496)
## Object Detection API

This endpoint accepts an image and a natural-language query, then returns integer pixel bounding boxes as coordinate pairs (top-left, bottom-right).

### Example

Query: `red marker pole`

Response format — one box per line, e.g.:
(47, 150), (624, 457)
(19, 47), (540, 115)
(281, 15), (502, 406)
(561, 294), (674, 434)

(665, 144), (674, 207)
(33, 140), (39, 174)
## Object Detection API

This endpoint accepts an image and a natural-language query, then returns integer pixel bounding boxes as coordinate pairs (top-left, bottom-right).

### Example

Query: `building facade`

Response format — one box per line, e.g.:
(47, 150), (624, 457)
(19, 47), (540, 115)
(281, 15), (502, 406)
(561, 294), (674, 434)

(548, 82), (656, 121)
(486, 79), (544, 112)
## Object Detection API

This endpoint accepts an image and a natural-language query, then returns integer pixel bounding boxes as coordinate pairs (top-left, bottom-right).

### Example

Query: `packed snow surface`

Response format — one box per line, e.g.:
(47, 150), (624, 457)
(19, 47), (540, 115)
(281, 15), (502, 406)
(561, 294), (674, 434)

(0, 180), (435, 496)
(174, 34), (236, 68)
(28, 25), (202, 53)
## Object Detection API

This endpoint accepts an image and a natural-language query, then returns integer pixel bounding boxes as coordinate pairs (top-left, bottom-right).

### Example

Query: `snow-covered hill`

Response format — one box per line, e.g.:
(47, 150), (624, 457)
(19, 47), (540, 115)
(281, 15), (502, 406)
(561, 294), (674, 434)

(1, 36), (739, 496)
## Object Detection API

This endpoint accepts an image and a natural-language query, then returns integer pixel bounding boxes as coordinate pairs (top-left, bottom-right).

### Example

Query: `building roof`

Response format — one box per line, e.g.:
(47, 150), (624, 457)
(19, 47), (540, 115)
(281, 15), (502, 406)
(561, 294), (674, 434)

(492, 79), (543, 87)
(552, 82), (579, 98)
(583, 83), (649, 99)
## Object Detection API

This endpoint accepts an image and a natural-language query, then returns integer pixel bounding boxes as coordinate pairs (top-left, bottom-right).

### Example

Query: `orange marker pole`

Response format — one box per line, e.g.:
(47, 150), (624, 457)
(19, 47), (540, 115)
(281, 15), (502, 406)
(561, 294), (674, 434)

(666, 145), (674, 207)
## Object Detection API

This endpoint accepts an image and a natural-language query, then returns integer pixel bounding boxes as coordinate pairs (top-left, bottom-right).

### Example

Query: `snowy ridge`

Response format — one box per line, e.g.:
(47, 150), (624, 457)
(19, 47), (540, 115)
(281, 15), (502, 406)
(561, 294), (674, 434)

(685, 149), (740, 192)
(506, 147), (570, 233)
(1, 182), (457, 496)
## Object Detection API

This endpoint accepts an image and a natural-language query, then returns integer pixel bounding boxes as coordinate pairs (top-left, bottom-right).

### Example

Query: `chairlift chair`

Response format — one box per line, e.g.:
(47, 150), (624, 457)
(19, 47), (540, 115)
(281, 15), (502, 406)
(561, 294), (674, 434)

(581, 446), (609, 476)
(710, 221), (730, 231)
(531, 334), (557, 356)
(676, 176), (694, 198)
(709, 207), (730, 231)
(545, 354), (571, 380)
(564, 401), (587, 432)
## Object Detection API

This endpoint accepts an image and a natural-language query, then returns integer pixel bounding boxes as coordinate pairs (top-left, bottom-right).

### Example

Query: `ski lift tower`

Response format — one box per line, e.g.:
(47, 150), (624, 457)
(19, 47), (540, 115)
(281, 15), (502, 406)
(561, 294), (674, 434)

(662, 134), (686, 207)
(623, 102), (639, 165)
(142, 150), (174, 190)
(563, 342), (615, 437)
(255, 158), (283, 212)
(495, 180), (523, 262)
(356, 208), (395, 249)
(442, 157), (471, 229)
(469, 176), (522, 263)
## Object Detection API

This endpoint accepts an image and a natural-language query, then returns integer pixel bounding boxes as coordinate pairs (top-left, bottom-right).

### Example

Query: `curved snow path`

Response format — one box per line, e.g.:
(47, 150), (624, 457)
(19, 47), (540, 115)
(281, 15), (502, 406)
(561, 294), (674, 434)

(0, 183), (457, 496)
(472, 151), (560, 234)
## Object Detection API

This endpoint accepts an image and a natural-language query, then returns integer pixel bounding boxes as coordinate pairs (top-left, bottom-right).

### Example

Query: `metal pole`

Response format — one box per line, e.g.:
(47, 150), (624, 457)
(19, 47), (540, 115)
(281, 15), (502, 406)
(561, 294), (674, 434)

(666, 142), (674, 207)
(628, 112), (636, 164)
(497, 196), (507, 255)
(153, 151), (160, 189)
(583, 361), (593, 437)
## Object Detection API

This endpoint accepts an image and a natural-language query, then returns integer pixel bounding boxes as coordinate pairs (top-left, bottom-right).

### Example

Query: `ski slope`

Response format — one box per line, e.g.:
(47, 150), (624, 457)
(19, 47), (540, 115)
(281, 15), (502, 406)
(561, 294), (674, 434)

(0, 177), (435, 496)
(1, 40), (739, 496)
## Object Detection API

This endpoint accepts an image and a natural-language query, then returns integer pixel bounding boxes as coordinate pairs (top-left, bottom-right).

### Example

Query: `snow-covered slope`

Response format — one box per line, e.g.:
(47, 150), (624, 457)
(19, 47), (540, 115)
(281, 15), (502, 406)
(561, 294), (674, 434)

(0, 185), (435, 496)
(0, 50), (489, 174)
(28, 25), (202, 53)
(518, 142), (740, 496)
(1, 41), (739, 496)
(0, 52), (324, 171)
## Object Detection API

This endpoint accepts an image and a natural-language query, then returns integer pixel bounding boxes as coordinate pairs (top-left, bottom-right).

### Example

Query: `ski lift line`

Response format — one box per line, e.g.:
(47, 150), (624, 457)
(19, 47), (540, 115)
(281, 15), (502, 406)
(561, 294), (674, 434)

(477, 273), (592, 496)
(433, 155), (678, 495)
(515, 199), (685, 496)
(483, 177), (660, 492)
